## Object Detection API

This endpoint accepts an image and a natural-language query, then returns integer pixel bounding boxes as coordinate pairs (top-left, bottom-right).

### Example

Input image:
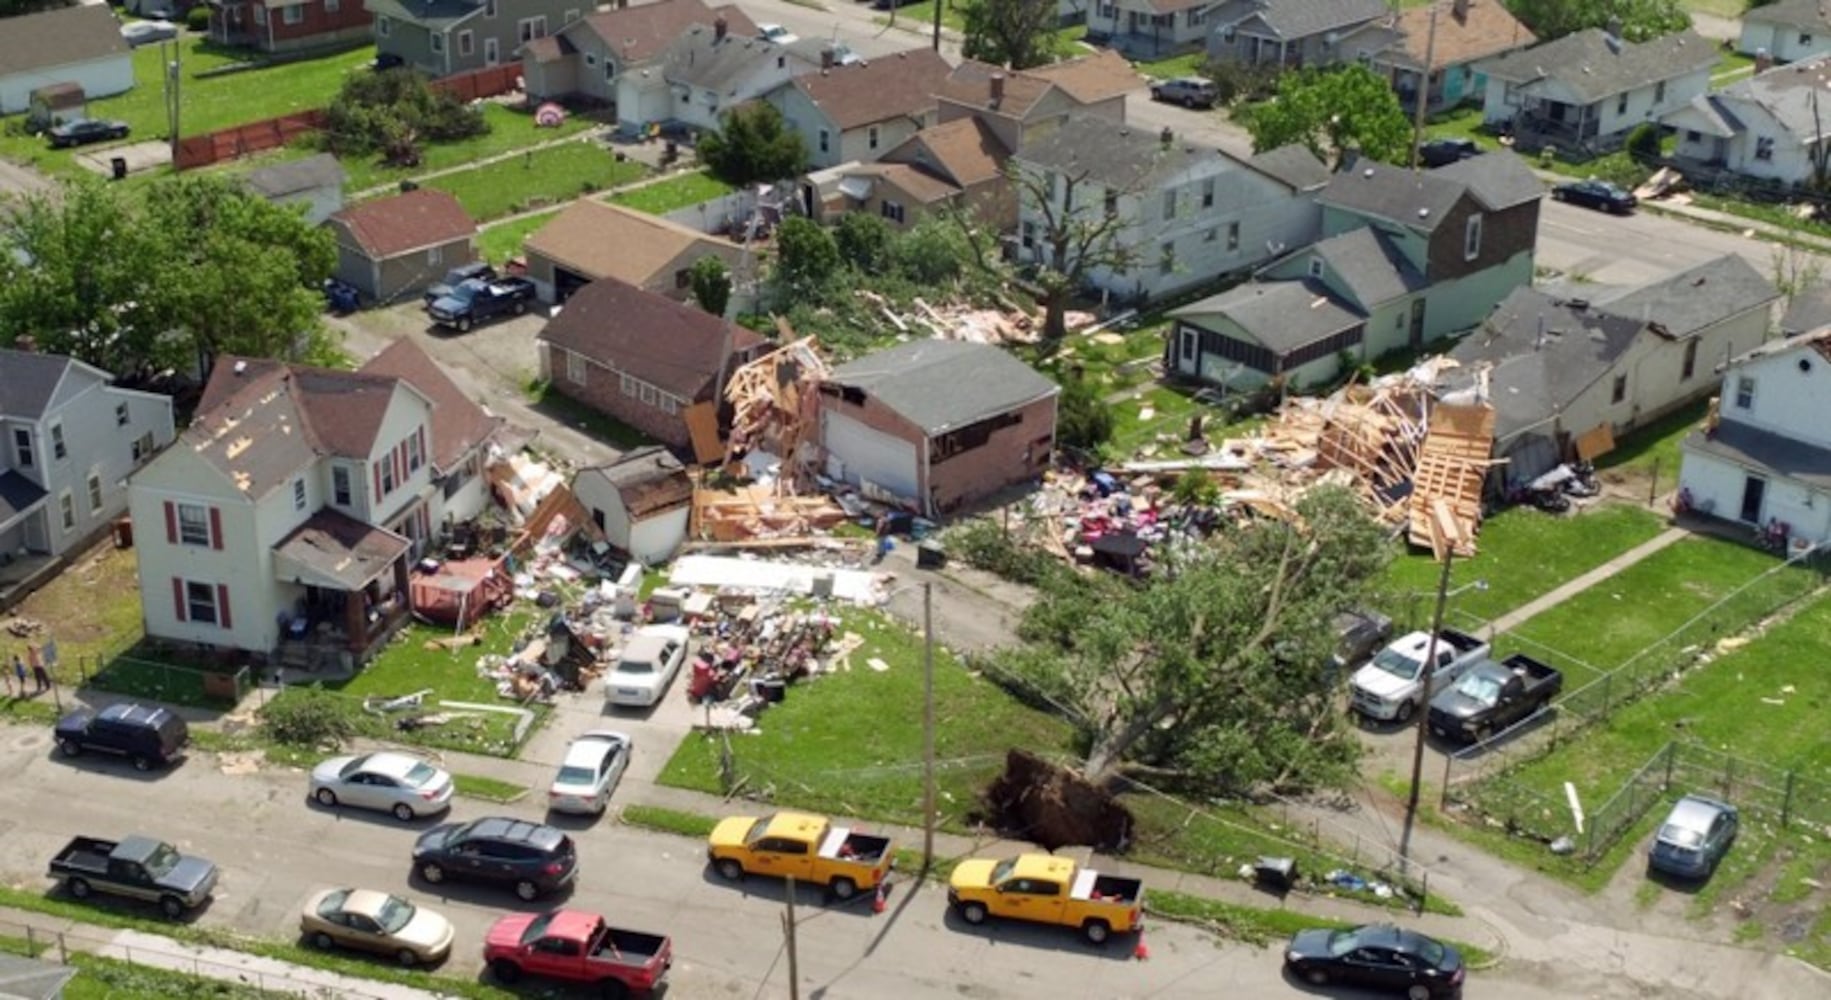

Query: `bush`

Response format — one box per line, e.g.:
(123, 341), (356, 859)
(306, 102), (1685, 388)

(1203, 60), (1278, 106)
(946, 518), (1063, 586)
(185, 6), (210, 31)
(1626, 123), (1662, 163)
(259, 684), (364, 749)
(1056, 377), (1114, 453)
(323, 68), (488, 165)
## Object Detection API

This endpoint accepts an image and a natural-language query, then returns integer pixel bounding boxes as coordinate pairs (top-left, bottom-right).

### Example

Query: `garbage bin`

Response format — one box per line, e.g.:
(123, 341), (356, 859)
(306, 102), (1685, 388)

(111, 516), (133, 549)
(916, 541), (947, 570)
(202, 671), (240, 701)
(1252, 856), (1298, 893)
(758, 678), (787, 704)
(110, 156), (127, 181)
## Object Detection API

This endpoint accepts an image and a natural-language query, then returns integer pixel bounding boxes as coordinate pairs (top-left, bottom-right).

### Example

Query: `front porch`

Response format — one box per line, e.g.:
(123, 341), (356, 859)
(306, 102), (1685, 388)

(272, 510), (416, 668)
(0, 480), (53, 612)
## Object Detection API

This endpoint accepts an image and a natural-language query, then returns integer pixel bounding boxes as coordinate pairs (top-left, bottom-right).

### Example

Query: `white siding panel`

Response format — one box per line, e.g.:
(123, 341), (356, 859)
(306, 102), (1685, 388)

(821, 410), (920, 499)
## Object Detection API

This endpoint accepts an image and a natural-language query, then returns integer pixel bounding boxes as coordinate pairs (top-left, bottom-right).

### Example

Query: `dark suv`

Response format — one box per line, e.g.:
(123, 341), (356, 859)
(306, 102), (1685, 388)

(55, 703), (190, 771)
(412, 817), (578, 901)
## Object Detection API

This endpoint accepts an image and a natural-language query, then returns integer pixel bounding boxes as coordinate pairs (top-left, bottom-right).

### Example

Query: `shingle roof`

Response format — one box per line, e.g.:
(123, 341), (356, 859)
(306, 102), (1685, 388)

(883, 116), (1011, 188)
(1317, 160), (1470, 232)
(1023, 48), (1144, 104)
(1134, 0), (1212, 13)
(572, 0), (759, 67)
(936, 60), (1057, 119)
(585, 445), (694, 517)
(0, 349), (75, 420)
(0, 470), (47, 524)
(1594, 254), (1777, 338)
(661, 26), (799, 93)
(274, 510), (411, 590)
(1477, 29), (1716, 104)
(1171, 279), (1366, 355)
(1360, 0), (1536, 71)
(790, 47), (951, 131)
(845, 162), (962, 204)
(365, 0), (483, 31)
(1688, 56), (1831, 144)
(245, 154), (346, 199)
(358, 338), (504, 473)
(0, 5), (129, 78)
(525, 199), (742, 288)
(1684, 421), (1831, 490)
(1743, 0), (1831, 33)
(535, 276), (762, 401)
(1308, 227), (1427, 309)
(825, 339), (1058, 435)
(1430, 148), (1544, 210)
(1448, 286), (1645, 437)
(331, 189), (474, 259)
(1015, 114), (1245, 191)
(1781, 280), (1831, 335)
(1212, 0), (1389, 40)
(1246, 143), (1331, 190)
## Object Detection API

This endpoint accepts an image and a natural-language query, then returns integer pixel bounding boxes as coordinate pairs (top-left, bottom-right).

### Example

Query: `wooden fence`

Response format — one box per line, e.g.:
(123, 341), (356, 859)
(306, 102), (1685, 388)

(429, 63), (524, 103)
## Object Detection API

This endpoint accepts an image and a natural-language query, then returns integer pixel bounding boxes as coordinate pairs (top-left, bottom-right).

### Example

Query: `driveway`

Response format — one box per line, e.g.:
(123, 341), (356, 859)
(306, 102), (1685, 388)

(0, 159), (53, 201)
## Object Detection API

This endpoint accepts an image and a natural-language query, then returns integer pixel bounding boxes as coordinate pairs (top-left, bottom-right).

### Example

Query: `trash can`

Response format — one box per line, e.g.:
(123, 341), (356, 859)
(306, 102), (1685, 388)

(1252, 856), (1298, 893)
(758, 678), (787, 704)
(810, 571), (834, 599)
(110, 156), (127, 181)
(111, 516), (133, 549)
(916, 541), (947, 570)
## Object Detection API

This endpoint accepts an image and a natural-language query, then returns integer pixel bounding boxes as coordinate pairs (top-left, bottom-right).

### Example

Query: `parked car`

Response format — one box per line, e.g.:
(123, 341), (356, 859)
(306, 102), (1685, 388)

(824, 42), (864, 66)
(47, 118), (131, 149)
(1648, 795), (1739, 880)
(604, 624), (690, 708)
(483, 909), (672, 996)
(548, 731), (633, 816)
(300, 888), (454, 967)
(412, 817), (578, 901)
(323, 278), (361, 314)
(948, 854), (1143, 944)
(1330, 609), (1394, 673)
(120, 20), (179, 48)
(49, 835), (218, 919)
(1427, 653), (1563, 744)
(1349, 629), (1491, 723)
(1150, 77), (1220, 109)
(1553, 178), (1637, 214)
(707, 811), (893, 901)
(54, 703), (189, 772)
(757, 23), (799, 44)
(423, 262), (496, 309)
(1283, 923), (1465, 998)
(427, 276), (537, 332)
(310, 751), (454, 821)
(1419, 137), (1481, 167)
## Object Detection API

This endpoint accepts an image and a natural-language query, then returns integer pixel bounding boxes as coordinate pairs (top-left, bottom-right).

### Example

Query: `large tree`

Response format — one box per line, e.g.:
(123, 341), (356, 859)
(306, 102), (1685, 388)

(1005, 160), (1140, 344)
(997, 486), (1390, 789)
(323, 68), (487, 167)
(1244, 66), (1412, 169)
(1505, 0), (1690, 42)
(959, 0), (1062, 71)
(697, 103), (808, 187)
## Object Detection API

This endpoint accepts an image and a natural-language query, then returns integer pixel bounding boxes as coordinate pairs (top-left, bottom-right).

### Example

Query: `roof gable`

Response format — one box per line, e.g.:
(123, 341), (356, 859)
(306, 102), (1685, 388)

(936, 60), (1059, 119)
(1306, 227), (1428, 309)
(330, 189), (475, 259)
(1017, 115), (1248, 191)
(1429, 149), (1544, 210)
(1245, 143), (1332, 190)
(1744, 0), (1831, 32)
(535, 276), (762, 400)
(0, 5), (129, 79)
(1023, 48), (1144, 104)
(661, 25), (802, 92)
(1352, 0), (1536, 70)
(1477, 28), (1716, 105)
(1592, 254), (1778, 338)
(790, 47), (951, 131)
(358, 338), (504, 472)
(1213, 0), (1389, 39)
(824, 339), (1059, 435)
(568, 0), (755, 66)
(1697, 55), (1831, 143)
(881, 116), (1012, 188)
(0, 350), (81, 420)
(1171, 279), (1366, 354)
(1317, 160), (1471, 232)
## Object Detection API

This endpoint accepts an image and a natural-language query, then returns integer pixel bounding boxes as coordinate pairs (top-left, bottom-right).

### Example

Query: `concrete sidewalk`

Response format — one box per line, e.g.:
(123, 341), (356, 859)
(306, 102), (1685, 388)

(1482, 525), (1690, 636)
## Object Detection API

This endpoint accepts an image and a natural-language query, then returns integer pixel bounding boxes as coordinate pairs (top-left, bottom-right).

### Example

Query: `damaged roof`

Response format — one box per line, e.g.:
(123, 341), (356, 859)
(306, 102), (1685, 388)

(825, 339), (1058, 435)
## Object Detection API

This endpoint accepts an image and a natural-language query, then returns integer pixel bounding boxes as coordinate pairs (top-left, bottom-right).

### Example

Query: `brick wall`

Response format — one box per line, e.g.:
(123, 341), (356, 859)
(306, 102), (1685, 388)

(543, 343), (693, 448)
(820, 388), (1057, 514)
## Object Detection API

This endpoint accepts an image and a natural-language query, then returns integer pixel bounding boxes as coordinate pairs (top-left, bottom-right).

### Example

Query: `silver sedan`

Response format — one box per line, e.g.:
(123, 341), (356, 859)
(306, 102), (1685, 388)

(547, 731), (633, 815)
(310, 751), (454, 821)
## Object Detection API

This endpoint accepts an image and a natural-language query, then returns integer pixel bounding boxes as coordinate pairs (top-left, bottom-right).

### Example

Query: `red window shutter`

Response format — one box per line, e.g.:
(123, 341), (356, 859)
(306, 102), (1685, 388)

(217, 584), (233, 630)
(396, 441), (406, 482)
(417, 427), (427, 469)
(374, 461), (383, 499)
(163, 501), (177, 544)
(209, 507), (223, 550)
(171, 577), (186, 622)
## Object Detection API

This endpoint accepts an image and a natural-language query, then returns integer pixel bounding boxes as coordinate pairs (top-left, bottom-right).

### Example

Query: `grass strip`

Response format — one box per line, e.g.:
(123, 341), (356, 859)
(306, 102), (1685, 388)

(1144, 889), (1498, 969)
(452, 773), (527, 803)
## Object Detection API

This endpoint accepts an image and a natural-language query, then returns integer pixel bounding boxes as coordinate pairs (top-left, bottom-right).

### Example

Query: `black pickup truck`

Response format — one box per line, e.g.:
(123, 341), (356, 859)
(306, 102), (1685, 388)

(1428, 653), (1563, 744)
(49, 836), (219, 919)
(427, 276), (536, 332)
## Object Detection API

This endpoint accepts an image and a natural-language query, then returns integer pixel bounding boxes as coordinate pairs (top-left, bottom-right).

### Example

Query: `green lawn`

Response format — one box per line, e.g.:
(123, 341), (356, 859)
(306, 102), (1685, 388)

(1711, 49), (1757, 87)
(1593, 399), (1709, 498)
(338, 103), (598, 194)
(1684, 0), (1747, 17)
(607, 170), (734, 215)
(875, 1), (965, 34)
(417, 140), (647, 221)
(1134, 52), (1205, 81)
(477, 208), (561, 264)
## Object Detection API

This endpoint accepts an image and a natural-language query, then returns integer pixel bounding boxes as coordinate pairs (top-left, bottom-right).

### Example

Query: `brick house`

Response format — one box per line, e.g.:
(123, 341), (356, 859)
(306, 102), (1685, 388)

(211, 0), (375, 54)
(818, 340), (1059, 515)
(328, 189), (477, 304)
(534, 277), (767, 449)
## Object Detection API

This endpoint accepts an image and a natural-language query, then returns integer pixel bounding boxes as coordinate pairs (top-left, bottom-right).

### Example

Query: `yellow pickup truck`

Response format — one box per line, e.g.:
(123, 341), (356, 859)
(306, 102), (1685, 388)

(948, 854), (1143, 944)
(707, 811), (894, 902)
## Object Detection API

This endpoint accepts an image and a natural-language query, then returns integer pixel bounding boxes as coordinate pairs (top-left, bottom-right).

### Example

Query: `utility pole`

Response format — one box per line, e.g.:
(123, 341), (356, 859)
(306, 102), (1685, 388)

(782, 876), (800, 1000)
(164, 40), (183, 165)
(922, 581), (937, 872)
(1409, 5), (1439, 170)
(1405, 502), (1461, 834)
(932, 0), (943, 52)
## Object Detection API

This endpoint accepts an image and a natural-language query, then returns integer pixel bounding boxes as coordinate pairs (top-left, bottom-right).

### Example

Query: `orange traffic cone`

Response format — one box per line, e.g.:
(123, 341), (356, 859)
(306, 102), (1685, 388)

(872, 880), (888, 914)
(1133, 927), (1150, 961)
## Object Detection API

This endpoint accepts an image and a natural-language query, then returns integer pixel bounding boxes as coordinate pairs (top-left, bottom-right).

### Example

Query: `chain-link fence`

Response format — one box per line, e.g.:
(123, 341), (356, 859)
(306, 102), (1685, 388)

(80, 652), (253, 709)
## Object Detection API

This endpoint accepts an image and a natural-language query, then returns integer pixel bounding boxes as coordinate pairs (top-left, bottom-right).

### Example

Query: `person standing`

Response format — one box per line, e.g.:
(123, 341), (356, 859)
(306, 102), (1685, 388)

(10, 654), (25, 698)
(30, 645), (52, 693)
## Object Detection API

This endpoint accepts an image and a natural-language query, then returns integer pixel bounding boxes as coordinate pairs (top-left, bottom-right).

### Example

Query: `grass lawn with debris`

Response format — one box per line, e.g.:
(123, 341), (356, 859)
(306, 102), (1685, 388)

(606, 170), (734, 216)
(337, 103), (599, 194)
(1, 542), (146, 722)
(418, 140), (647, 222)
(1593, 400), (1709, 500)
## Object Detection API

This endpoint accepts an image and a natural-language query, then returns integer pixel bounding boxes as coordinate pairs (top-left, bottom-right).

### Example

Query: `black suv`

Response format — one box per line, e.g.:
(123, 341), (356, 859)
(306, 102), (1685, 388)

(412, 817), (577, 900)
(55, 703), (190, 771)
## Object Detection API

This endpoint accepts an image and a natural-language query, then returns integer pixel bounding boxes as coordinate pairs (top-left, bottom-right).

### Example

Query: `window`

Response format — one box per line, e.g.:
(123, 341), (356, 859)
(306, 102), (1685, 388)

(518, 16), (547, 43)
(333, 466), (352, 506)
(1307, 257), (1324, 278)
(381, 454), (396, 496)
(177, 503), (211, 547)
(1204, 227), (1217, 243)
(407, 433), (422, 473)
(1159, 241), (1175, 275)
(1611, 374), (1627, 404)
(1162, 189), (1176, 219)
(132, 432), (153, 464)
(186, 581), (218, 625)
(1186, 8), (1205, 26)
(485, 37), (499, 64)
(1201, 177), (1214, 209)
(253, 5), (266, 23)
(292, 477), (307, 511)
(565, 8), (580, 23)
(1103, 189), (1118, 217)
(1020, 221), (1035, 249)
(458, 30), (473, 56)
(1735, 375), (1756, 409)
(586, 53), (598, 67)
(283, 4), (302, 25)
(639, 383), (658, 407)
(428, 245), (443, 266)
(1463, 214), (1482, 261)
(116, 401), (129, 427)
(430, 32), (444, 53)
(567, 351), (587, 385)
(485, 0), (496, 16)
(1227, 220), (1240, 251)
(880, 199), (905, 224)
(377, 15), (389, 36)
(1097, 1), (1114, 18)
(1685, 129), (1700, 143)
(50, 421), (65, 460)
(59, 491), (74, 532)
(1617, 93), (1628, 115)
(818, 129), (829, 154)
(88, 472), (103, 514)
(620, 372), (639, 397)
(1803, 32), (1814, 46)
(326, 0), (339, 11)
(1044, 171), (1058, 202)
(11, 428), (30, 469)
(1756, 137), (1775, 160)
(868, 126), (879, 150)
(1682, 339), (1699, 380)
(1654, 81), (1666, 104)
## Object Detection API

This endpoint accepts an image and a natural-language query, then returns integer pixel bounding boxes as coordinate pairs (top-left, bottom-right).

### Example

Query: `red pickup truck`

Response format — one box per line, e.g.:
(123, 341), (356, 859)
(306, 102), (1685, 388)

(483, 909), (670, 997)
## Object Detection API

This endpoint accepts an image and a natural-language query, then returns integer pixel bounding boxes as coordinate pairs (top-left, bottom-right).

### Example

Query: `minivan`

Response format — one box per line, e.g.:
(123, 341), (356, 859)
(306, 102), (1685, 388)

(54, 703), (190, 771)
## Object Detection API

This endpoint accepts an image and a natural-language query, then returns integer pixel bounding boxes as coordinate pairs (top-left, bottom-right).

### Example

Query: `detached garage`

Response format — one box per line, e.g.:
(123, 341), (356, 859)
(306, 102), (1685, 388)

(818, 340), (1060, 516)
(521, 199), (746, 306)
(0, 6), (134, 115)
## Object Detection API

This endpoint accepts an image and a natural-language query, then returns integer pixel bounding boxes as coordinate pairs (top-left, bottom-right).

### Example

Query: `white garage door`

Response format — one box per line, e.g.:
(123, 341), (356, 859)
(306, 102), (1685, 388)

(822, 410), (920, 501)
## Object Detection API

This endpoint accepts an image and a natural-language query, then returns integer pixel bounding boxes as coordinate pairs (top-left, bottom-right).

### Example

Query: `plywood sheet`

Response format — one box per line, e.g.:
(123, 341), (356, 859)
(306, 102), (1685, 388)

(1408, 403), (1496, 559)
(1573, 423), (1616, 462)
(683, 401), (723, 465)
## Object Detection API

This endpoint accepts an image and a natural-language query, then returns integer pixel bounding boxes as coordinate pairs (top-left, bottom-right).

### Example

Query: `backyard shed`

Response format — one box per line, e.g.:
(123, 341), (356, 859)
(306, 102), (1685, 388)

(572, 446), (695, 566)
(0, 5), (133, 115)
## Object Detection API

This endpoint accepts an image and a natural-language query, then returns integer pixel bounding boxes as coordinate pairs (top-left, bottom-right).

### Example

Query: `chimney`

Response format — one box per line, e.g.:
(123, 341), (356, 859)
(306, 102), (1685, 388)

(1755, 47), (1773, 74)
(1605, 15), (1622, 41)
(1452, 0), (1469, 23)
(12, 335), (37, 353)
(989, 72), (1005, 106)
(714, 15), (728, 42)
(1160, 126), (1173, 149)
(821, 46), (835, 70)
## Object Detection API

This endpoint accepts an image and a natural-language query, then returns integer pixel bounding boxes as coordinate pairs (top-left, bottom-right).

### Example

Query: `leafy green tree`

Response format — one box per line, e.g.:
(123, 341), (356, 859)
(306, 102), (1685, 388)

(958, 0), (1062, 71)
(772, 217), (841, 297)
(834, 212), (895, 274)
(0, 0), (72, 16)
(1055, 376), (1113, 454)
(997, 485), (1389, 788)
(890, 217), (973, 285)
(688, 254), (732, 316)
(1505, 0), (1690, 42)
(1244, 66), (1412, 168)
(697, 103), (808, 187)
(323, 68), (487, 166)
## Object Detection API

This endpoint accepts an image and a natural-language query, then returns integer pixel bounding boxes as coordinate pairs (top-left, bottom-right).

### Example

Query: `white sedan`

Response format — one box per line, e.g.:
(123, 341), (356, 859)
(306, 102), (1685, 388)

(310, 751), (454, 821)
(547, 731), (633, 815)
(757, 22), (800, 45)
(604, 624), (690, 708)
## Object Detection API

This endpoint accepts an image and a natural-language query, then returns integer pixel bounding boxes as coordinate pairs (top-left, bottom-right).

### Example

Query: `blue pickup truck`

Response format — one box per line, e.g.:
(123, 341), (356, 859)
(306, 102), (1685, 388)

(427, 276), (537, 332)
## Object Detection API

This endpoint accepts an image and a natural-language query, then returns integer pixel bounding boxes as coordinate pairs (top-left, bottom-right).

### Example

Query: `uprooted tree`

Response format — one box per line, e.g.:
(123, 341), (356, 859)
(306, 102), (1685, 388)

(1001, 157), (1141, 345)
(993, 485), (1391, 792)
(323, 68), (488, 167)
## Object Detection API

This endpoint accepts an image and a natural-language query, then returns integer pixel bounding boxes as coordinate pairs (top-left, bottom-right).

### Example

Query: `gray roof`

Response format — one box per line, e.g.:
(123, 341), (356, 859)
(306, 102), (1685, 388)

(1015, 115), (1245, 190)
(0, 952), (78, 1000)
(364, 0), (484, 30)
(1246, 143), (1332, 190)
(1308, 227), (1426, 309)
(0, 349), (73, 419)
(1743, 0), (1831, 32)
(0, 4), (128, 79)
(245, 153), (346, 199)
(1430, 149), (1544, 210)
(1317, 160), (1469, 232)
(0, 469), (48, 523)
(1598, 255), (1778, 338)
(1171, 278), (1366, 355)
(662, 26), (802, 94)
(1212, 0), (1389, 40)
(1447, 286), (1645, 438)
(1692, 56), (1831, 143)
(1668, 93), (1745, 137)
(825, 340), (1059, 435)
(1685, 421), (1831, 490)
(1781, 281), (1831, 335)
(1477, 29), (1716, 105)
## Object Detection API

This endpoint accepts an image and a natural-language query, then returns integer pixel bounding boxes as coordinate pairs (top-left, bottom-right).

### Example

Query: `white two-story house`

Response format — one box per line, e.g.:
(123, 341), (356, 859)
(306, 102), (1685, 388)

(1, 348), (175, 607)
(128, 339), (504, 661)
(1010, 116), (1329, 303)
(1678, 329), (1831, 547)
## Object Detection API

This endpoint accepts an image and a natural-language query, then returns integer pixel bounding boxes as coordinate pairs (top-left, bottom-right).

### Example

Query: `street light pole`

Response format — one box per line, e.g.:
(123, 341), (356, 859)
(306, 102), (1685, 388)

(921, 580), (936, 872)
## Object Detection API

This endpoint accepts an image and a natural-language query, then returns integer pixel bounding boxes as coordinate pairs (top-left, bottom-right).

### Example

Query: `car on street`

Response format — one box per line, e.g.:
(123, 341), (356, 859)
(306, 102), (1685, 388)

(757, 23), (799, 44)
(55, 702), (189, 771)
(412, 816), (578, 901)
(120, 20), (179, 47)
(548, 730), (633, 816)
(1648, 794), (1739, 880)
(49, 835), (218, 920)
(310, 751), (454, 821)
(1418, 137), (1481, 167)
(604, 624), (690, 708)
(47, 118), (131, 149)
(1552, 177), (1637, 214)
(1150, 77), (1220, 109)
(1283, 923), (1465, 998)
(483, 909), (672, 995)
(299, 887), (454, 967)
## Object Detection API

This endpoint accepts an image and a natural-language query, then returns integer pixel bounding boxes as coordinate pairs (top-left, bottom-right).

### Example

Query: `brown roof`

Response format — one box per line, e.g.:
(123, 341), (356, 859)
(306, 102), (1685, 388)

(331, 189), (474, 259)
(936, 60), (1057, 119)
(524, 35), (568, 62)
(359, 338), (504, 473)
(573, 0), (757, 66)
(588, 446), (694, 518)
(791, 47), (951, 131)
(1380, 0), (1536, 70)
(884, 116), (1011, 188)
(525, 199), (742, 288)
(0, 5), (128, 79)
(536, 277), (765, 401)
(274, 510), (411, 590)
(850, 162), (961, 205)
(1024, 49), (1144, 105)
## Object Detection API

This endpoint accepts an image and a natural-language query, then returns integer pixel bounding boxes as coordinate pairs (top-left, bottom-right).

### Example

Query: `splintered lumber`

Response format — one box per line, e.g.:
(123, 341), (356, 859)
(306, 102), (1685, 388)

(722, 330), (831, 489)
(1408, 403), (1498, 558)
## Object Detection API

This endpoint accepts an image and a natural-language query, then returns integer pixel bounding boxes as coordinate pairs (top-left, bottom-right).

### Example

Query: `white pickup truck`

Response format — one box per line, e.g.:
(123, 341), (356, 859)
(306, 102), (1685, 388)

(1349, 628), (1491, 723)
